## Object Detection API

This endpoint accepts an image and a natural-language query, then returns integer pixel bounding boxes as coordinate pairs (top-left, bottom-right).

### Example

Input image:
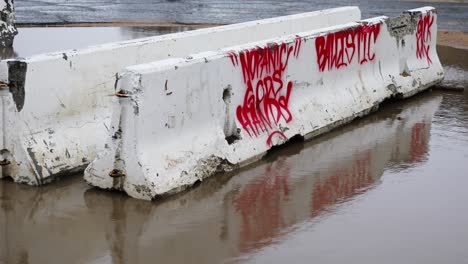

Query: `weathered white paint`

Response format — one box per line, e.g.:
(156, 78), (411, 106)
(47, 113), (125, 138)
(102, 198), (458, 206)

(85, 7), (444, 200)
(0, 0), (16, 47)
(0, 7), (361, 184)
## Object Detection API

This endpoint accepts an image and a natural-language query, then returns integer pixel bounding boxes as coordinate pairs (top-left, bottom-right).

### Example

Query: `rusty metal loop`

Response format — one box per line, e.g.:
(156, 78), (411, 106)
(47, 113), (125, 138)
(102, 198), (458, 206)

(0, 159), (11, 166)
(115, 90), (130, 97)
(109, 169), (126, 178)
(0, 82), (8, 89)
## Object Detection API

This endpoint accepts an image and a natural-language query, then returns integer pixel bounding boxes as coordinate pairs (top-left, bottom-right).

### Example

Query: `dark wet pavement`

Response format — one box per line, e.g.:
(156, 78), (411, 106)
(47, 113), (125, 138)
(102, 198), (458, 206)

(1, 22), (468, 264)
(16, 0), (468, 32)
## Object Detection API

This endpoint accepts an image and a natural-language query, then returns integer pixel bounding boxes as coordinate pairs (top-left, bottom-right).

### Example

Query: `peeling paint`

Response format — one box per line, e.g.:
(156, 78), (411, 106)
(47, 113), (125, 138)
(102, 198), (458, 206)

(387, 12), (418, 40)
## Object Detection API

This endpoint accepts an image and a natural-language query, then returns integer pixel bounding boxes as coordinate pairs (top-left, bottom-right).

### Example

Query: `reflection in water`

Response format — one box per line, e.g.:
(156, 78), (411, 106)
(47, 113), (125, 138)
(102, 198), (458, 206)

(226, 93), (439, 258)
(2, 89), (468, 264)
(0, 177), (109, 264)
(410, 122), (428, 162)
(434, 90), (468, 132)
(88, 193), (153, 264)
(233, 158), (292, 253)
(310, 150), (373, 218)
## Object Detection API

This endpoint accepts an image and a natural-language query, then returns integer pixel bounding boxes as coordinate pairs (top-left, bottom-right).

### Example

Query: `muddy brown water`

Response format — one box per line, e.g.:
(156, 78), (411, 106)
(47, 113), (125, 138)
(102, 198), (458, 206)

(1, 27), (468, 264)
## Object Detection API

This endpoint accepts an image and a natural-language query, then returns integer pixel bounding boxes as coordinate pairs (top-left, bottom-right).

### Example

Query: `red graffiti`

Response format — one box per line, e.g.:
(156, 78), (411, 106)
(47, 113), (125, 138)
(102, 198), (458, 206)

(315, 24), (381, 72)
(233, 158), (291, 253)
(410, 122), (428, 162)
(229, 37), (302, 145)
(266, 131), (288, 147)
(310, 151), (373, 217)
(416, 14), (434, 65)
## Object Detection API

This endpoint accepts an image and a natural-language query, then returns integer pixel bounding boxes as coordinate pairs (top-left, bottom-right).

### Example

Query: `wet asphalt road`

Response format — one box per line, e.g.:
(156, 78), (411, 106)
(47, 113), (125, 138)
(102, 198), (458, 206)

(16, 0), (468, 31)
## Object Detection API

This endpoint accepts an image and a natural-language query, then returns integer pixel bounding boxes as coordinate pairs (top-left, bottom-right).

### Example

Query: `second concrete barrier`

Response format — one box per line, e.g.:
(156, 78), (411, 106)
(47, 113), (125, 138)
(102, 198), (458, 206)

(85, 7), (444, 200)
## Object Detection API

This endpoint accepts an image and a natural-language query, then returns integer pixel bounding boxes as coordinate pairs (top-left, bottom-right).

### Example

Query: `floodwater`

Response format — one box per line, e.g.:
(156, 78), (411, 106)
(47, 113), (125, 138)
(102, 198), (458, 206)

(1, 27), (468, 264)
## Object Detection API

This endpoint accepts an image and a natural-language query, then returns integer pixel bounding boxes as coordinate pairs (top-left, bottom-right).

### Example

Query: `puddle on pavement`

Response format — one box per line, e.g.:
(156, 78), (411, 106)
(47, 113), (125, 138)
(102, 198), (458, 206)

(1, 27), (468, 264)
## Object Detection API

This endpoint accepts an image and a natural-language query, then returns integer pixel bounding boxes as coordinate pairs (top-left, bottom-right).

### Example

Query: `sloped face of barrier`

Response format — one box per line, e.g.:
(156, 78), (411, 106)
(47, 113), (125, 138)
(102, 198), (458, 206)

(0, 7), (361, 185)
(84, 7), (443, 200)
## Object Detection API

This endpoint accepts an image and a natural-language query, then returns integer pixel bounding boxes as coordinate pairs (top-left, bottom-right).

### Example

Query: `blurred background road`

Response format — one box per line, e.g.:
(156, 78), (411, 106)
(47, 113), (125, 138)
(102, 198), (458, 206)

(16, 0), (468, 31)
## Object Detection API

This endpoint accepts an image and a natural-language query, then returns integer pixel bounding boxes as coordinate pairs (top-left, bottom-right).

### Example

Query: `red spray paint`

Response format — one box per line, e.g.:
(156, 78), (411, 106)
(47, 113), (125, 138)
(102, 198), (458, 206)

(233, 158), (291, 253)
(315, 24), (381, 72)
(229, 37), (302, 146)
(416, 14), (434, 65)
(310, 151), (373, 217)
(410, 122), (428, 162)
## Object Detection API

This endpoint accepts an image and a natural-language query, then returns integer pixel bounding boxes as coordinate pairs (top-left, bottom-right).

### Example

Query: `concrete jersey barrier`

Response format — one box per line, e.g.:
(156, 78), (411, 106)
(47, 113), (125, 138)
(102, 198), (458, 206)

(0, 7), (361, 184)
(84, 7), (443, 200)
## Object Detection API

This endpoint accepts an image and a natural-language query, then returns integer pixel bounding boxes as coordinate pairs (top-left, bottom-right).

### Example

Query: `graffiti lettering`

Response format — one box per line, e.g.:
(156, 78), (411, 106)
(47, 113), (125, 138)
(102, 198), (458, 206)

(410, 122), (428, 162)
(229, 37), (302, 145)
(416, 14), (434, 65)
(311, 151), (373, 217)
(315, 24), (381, 72)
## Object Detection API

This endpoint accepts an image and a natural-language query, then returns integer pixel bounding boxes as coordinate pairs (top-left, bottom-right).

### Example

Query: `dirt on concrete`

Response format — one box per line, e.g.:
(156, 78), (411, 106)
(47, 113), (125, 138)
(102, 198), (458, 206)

(438, 31), (468, 50)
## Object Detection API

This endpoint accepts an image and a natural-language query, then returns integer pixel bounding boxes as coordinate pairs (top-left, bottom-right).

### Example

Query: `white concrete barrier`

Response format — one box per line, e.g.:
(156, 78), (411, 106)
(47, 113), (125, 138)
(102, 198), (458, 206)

(0, 0), (16, 47)
(85, 7), (444, 200)
(0, 7), (361, 184)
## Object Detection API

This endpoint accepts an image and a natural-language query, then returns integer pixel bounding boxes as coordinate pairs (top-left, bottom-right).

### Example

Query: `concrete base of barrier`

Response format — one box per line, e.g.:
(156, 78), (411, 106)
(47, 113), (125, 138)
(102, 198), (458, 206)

(0, 0), (16, 47)
(0, 7), (361, 185)
(85, 7), (444, 200)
